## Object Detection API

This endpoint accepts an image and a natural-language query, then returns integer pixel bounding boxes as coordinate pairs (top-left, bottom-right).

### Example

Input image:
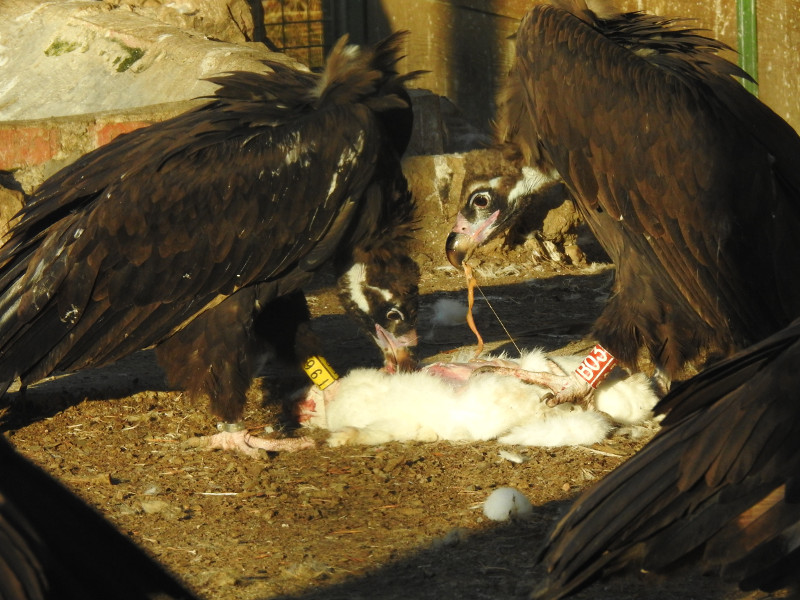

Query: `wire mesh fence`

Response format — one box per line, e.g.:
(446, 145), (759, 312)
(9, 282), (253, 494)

(262, 0), (331, 69)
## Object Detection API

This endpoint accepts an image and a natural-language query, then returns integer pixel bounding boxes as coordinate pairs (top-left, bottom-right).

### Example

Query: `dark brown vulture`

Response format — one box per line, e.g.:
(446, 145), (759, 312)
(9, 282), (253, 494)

(533, 318), (800, 598)
(0, 33), (420, 457)
(0, 434), (199, 599)
(446, 0), (800, 397)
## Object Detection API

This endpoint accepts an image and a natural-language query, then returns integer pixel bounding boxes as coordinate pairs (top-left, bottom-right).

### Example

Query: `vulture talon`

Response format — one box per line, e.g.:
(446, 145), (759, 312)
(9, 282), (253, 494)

(546, 376), (595, 408)
(183, 427), (314, 459)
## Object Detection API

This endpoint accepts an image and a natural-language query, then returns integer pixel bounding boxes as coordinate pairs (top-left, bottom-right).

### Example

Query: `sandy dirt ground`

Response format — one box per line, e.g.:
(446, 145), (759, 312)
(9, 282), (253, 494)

(0, 227), (775, 600)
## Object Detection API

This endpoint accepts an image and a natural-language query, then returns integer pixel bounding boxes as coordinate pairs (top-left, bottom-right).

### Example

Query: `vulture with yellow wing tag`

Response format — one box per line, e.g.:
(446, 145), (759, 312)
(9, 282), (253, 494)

(0, 34), (420, 457)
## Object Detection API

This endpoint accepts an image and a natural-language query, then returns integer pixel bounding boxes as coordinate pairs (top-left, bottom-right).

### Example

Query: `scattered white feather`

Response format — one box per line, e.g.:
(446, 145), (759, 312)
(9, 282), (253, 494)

(498, 449), (527, 464)
(483, 487), (533, 521)
(430, 298), (470, 327)
(473, 263), (525, 279)
(298, 348), (659, 448)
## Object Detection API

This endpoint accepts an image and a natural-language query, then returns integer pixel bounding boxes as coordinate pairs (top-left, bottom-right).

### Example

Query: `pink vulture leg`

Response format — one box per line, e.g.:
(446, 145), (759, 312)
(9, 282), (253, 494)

(161, 289), (317, 458)
(182, 424), (314, 458)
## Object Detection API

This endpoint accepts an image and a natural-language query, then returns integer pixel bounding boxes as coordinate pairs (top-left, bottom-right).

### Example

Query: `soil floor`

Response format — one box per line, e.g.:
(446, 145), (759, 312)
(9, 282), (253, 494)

(0, 246), (775, 600)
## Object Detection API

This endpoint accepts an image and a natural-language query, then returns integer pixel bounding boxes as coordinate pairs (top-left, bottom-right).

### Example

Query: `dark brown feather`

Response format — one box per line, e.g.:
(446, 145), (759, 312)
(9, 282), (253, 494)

(490, 3), (800, 596)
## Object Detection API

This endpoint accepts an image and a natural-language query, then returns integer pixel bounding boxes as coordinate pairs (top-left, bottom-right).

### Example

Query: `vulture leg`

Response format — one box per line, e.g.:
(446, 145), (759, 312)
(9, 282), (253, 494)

(546, 376), (595, 407)
(158, 289), (315, 457)
(652, 365), (672, 397)
(182, 425), (313, 458)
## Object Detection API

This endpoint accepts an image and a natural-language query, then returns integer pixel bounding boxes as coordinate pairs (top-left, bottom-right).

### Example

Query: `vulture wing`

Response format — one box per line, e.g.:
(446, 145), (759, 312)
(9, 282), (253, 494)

(534, 318), (800, 598)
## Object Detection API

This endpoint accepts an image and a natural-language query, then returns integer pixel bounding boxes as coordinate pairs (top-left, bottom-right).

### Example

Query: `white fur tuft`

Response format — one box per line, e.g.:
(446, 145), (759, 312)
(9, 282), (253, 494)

(430, 298), (469, 327)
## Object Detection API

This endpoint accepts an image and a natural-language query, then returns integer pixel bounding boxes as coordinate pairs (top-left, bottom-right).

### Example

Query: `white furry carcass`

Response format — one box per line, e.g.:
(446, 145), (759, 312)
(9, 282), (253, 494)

(296, 349), (658, 447)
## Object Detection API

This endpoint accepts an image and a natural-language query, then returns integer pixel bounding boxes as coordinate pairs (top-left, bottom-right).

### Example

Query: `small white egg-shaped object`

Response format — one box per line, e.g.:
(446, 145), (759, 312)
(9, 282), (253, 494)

(483, 487), (533, 521)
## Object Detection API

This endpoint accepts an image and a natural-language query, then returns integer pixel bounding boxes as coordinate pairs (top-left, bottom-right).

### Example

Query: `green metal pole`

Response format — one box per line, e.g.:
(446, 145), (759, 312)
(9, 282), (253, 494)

(737, 0), (759, 96)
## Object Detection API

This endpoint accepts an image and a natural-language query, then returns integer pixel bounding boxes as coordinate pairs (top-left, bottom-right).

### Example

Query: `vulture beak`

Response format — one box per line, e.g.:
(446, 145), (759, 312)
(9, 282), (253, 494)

(445, 210), (500, 267)
(374, 323), (418, 374)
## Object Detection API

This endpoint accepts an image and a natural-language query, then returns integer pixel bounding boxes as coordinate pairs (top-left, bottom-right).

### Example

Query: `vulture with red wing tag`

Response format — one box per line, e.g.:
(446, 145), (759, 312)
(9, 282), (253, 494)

(446, 0), (800, 400)
(440, 0), (800, 595)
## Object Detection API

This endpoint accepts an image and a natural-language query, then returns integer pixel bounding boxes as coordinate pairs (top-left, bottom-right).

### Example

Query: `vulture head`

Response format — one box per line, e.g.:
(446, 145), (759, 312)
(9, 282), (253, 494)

(445, 164), (564, 268)
(337, 254), (419, 374)
(337, 184), (420, 374)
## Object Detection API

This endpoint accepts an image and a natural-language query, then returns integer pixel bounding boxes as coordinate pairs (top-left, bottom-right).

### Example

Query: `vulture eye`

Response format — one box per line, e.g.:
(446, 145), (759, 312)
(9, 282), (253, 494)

(386, 308), (404, 322)
(470, 191), (491, 209)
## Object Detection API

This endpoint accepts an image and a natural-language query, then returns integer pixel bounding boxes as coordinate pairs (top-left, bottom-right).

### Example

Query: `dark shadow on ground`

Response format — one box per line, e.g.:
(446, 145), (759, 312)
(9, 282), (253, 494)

(264, 497), (743, 600)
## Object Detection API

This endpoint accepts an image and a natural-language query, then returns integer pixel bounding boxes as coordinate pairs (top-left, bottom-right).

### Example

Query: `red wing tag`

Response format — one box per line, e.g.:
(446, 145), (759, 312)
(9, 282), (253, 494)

(574, 344), (616, 388)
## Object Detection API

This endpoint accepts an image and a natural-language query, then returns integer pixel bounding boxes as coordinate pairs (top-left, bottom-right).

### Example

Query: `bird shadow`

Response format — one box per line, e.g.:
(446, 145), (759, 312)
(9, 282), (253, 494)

(261, 496), (744, 600)
(0, 349), (174, 429)
(416, 271), (613, 360)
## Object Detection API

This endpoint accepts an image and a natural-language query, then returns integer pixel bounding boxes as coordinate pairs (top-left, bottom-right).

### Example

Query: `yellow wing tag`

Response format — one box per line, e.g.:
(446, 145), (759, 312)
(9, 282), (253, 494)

(303, 356), (339, 390)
